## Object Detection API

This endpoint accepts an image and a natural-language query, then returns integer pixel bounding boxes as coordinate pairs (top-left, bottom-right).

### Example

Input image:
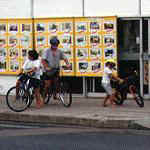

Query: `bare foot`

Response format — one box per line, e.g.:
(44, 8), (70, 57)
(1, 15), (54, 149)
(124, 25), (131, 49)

(103, 104), (107, 107)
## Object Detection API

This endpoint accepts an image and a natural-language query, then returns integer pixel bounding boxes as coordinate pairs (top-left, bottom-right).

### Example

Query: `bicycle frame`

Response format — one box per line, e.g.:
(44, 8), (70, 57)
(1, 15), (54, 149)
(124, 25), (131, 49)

(18, 74), (35, 99)
(114, 70), (144, 107)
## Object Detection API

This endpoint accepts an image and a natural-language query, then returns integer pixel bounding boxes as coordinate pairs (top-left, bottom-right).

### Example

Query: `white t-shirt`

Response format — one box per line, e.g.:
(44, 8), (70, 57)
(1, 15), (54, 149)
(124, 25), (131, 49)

(22, 59), (41, 79)
(102, 67), (112, 84)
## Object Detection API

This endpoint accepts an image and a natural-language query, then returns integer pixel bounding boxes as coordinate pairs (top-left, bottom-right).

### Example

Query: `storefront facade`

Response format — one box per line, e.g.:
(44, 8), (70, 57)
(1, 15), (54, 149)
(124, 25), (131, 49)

(0, 0), (150, 99)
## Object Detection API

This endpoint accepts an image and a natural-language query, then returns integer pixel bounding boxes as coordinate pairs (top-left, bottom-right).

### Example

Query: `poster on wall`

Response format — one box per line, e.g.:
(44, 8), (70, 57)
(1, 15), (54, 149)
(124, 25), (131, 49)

(0, 21), (8, 74)
(34, 18), (75, 76)
(144, 61), (148, 85)
(0, 19), (33, 74)
(74, 16), (117, 77)
(0, 24), (6, 34)
(8, 22), (20, 74)
(102, 17), (117, 76)
(0, 54), (7, 72)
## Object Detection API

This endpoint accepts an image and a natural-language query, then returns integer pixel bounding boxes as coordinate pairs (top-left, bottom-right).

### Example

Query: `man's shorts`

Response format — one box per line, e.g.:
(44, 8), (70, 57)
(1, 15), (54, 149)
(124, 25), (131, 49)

(42, 68), (59, 80)
(102, 82), (113, 95)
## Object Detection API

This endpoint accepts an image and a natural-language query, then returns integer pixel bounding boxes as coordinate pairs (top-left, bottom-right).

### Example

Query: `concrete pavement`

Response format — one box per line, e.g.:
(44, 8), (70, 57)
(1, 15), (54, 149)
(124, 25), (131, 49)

(0, 96), (150, 130)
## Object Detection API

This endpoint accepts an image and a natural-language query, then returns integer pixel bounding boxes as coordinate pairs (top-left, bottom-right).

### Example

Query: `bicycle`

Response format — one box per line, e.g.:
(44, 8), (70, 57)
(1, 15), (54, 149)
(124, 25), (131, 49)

(40, 69), (72, 107)
(6, 73), (35, 112)
(113, 70), (144, 107)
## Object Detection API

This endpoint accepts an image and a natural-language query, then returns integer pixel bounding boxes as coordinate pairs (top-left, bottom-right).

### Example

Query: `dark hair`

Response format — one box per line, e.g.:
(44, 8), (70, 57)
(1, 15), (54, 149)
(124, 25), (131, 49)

(105, 62), (110, 66)
(50, 37), (60, 45)
(109, 62), (116, 69)
(28, 50), (39, 60)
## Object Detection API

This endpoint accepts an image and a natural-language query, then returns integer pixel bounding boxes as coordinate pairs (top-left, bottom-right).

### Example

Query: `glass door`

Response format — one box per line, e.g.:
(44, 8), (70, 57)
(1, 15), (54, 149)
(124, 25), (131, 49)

(143, 19), (150, 96)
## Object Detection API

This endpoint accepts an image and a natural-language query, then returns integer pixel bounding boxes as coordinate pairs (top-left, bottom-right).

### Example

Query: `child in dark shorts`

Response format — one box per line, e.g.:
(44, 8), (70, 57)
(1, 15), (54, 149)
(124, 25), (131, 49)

(16, 50), (43, 108)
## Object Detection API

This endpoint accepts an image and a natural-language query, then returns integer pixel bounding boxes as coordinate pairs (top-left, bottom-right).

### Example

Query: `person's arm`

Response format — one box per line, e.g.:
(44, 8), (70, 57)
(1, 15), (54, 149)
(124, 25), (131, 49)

(110, 73), (123, 83)
(41, 49), (51, 71)
(60, 50), (70, 68)
(41, 59), (51, 70)
(19, 59), (29, 74)
(64, 58), (70, 68)
(17, 68), (24, 75)
(107, 68), (123, 83)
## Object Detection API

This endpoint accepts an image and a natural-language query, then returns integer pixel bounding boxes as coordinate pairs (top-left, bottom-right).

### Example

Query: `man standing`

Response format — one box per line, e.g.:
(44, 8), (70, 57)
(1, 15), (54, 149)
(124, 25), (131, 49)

(41, 36), (70, 98)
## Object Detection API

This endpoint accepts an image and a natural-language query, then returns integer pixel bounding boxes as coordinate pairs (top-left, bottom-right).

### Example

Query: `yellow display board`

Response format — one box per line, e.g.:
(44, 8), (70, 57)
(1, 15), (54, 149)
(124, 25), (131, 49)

(0, 19), (33, 74)
(0, 16), (117, 77)
(34, 18), (75, 76)
(74, 16), (117, 76)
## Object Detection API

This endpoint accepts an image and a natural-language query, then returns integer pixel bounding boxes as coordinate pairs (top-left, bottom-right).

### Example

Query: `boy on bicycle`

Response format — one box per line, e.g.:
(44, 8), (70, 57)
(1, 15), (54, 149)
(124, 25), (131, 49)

(41, 36), (70, 99)
(16, 50), (43, 108)
(101, 60), (123, 107)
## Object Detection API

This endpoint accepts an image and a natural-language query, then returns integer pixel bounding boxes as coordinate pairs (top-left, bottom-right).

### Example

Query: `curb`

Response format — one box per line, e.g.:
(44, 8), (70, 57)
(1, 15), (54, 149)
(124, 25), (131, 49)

(1, 112), (149, 130)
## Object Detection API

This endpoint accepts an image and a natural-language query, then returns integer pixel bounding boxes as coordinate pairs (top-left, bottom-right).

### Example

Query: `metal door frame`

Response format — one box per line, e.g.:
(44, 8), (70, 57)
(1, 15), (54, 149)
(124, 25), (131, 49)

(142, 18), (150, 98)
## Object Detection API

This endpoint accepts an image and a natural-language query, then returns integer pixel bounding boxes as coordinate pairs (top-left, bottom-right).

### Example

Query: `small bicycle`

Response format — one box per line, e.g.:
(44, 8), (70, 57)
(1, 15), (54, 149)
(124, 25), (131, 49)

(6, 73), (35, 112)
(113, 70), (144, 107)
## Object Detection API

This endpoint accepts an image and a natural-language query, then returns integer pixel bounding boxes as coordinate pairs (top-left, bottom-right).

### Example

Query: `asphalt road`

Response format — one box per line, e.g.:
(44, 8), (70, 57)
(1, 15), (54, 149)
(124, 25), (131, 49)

(0, 124), (150, 150)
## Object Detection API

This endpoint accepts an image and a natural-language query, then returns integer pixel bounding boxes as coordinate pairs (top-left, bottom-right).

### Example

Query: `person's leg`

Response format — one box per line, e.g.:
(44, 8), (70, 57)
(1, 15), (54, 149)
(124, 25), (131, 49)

(53, 72), (59, 100)
(44, 80), (51, 94)
(16, 80), (21, 99)
(102, 83), (111, 107)
(103, 95), (110, 107)
(42, 73), (52, 99)
(35, 87), (43, 108)
(104, 83), (116, 107)
(32, 78), (43, 108)
(109, 93), (116, 106)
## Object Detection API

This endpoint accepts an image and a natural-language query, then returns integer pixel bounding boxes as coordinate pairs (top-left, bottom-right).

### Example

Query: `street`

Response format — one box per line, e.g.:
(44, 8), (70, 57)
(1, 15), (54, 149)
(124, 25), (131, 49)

(0, 124), (150, 150)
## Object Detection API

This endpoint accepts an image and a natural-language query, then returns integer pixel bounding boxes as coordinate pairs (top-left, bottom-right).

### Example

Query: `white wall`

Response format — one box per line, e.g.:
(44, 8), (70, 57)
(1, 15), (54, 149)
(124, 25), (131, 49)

(34, 0), (83, 17)
(0, 0), (149, 18)
(0, 0), (31, 18)
(0, 76), (17, 95)
(84, 0), (139, 17)
(141, 0), (150, 16)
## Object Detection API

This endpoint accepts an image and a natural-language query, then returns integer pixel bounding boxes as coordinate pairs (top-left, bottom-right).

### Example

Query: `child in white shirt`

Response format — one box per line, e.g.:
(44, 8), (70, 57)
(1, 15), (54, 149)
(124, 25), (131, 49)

(102, 61), (123, 107)
(16, 50), (43, 108)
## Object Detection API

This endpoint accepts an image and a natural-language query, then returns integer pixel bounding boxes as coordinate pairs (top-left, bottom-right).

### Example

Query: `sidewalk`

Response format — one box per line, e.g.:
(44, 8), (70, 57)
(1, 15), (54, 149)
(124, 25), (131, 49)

(0, 96), (150, 130)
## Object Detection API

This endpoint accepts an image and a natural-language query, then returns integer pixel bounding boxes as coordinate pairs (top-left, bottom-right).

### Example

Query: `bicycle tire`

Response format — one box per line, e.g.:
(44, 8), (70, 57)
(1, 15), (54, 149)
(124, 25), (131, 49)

(134, 89), (144, 107)
(28, 93), (35, 107)
(43, 88), (53, 104)
(6, 86), (30, 112)
(59, 81), (72, 107)
(114, 91), (124, 105)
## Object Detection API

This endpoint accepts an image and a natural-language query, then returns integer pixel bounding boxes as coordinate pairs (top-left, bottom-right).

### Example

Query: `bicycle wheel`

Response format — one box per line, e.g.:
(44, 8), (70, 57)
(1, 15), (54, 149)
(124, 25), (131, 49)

(114, 91), (124, 105)
(134, 88), (144, 108)
(6, 86), (30, 112)
(43, 88), (53, 104)
(59, 81), (72, 107)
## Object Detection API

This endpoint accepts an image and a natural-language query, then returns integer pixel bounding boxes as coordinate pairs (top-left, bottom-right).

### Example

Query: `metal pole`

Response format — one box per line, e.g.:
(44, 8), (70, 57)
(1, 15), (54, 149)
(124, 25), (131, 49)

(148, 20), (150, 96)
(82, 0), (85, 16)
(30, 0), (34, 18)
(31, 0), (35, 49)
(140, 18), (144, 96)
(82, 0), (87, 97)
(138, 0), (141, 16)
(138, 0), (144, 96)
